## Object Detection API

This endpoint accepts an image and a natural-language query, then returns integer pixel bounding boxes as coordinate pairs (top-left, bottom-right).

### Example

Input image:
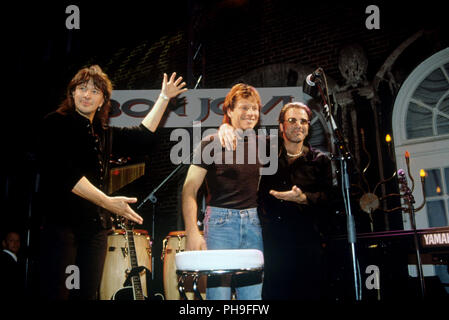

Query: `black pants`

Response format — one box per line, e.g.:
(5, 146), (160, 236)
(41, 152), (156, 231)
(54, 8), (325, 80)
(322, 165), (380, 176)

(262, 221), (328, 300)
(39, 224), (109, 300)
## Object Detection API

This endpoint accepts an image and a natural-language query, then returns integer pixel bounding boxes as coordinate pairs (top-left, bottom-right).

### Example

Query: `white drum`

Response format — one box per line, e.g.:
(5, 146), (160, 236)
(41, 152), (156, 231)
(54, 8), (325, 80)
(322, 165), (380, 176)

(100, 229), (151, 300)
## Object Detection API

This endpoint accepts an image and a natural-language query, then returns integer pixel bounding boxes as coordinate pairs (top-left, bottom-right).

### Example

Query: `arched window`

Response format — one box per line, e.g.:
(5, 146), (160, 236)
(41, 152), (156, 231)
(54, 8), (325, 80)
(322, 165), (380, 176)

(405, 63), (449, 140)
(392, 47), (449, 286)
(393, 48), (449, 229)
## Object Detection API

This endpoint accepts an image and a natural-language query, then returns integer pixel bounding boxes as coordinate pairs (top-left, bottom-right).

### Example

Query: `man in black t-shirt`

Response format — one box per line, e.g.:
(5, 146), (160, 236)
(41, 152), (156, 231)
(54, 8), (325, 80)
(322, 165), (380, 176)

(182, 83), (264, 300)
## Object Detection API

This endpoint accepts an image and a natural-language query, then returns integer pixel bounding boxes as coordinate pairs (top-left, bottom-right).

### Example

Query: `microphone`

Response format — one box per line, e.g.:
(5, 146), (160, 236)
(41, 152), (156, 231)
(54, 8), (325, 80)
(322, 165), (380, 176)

(305, 68), (323, 87)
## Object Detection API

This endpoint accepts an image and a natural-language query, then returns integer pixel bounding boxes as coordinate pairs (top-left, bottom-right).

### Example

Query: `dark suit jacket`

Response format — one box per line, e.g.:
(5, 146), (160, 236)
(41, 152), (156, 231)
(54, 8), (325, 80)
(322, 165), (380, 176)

(0, 250), (24, 299)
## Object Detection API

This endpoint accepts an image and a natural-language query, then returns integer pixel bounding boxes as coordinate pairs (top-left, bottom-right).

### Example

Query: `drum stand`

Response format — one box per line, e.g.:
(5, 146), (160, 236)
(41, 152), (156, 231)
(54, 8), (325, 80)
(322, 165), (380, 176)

(175, 249), (264, 300)
(304, 69), (362, 301)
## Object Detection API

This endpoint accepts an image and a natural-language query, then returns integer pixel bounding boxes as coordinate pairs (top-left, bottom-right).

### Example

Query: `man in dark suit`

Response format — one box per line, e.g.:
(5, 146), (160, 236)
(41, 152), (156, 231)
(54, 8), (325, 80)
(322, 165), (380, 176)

(1, 231), (24, 299)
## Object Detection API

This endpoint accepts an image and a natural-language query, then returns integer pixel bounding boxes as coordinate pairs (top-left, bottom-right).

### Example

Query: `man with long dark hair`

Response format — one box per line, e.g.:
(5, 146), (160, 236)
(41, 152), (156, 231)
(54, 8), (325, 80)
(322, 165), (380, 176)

(37, 65), (187, 300)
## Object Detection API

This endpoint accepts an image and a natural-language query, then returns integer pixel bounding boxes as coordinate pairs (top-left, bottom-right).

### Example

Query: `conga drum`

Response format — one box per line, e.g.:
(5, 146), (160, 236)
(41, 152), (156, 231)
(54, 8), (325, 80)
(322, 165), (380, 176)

(161, 231), (206, 300)
(100, 229), (151, 300)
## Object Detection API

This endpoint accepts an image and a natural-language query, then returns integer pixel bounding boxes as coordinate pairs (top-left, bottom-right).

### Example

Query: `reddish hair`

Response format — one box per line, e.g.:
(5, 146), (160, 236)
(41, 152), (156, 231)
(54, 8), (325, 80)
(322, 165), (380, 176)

(57, 65), (113, 129)
(222, 83), (262, 125)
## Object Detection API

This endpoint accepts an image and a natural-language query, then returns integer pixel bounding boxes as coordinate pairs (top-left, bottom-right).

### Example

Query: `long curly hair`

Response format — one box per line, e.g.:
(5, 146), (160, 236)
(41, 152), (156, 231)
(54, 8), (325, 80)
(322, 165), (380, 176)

(57, 65), (113, 129)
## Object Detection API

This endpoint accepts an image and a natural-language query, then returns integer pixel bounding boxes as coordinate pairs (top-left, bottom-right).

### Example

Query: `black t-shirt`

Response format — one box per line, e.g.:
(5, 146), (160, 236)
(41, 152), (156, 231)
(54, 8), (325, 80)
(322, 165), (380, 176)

(193, 132), (261, 209)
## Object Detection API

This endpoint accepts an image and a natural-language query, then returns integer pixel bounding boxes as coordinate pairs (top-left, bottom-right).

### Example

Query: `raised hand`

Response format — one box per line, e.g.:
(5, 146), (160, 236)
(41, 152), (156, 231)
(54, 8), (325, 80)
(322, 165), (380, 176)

(161, 72), (188, 99)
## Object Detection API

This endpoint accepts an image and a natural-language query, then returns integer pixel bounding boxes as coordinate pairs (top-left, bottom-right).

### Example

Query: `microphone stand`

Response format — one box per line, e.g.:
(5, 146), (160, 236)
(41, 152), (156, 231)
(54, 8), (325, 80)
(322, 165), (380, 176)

(137, 145), (195, 282)
(313, 74), (362, 301)
(138, 63), (203, 289)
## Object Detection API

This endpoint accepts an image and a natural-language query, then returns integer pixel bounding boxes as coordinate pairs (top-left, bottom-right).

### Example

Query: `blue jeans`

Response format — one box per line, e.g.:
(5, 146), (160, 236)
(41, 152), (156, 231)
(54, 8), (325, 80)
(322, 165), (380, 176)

(203, 206), (264, 300)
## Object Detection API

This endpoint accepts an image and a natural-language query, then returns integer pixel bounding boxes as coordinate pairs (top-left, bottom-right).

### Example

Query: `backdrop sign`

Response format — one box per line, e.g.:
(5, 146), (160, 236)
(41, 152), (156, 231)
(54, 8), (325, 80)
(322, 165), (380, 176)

(110, 87), (308, 128)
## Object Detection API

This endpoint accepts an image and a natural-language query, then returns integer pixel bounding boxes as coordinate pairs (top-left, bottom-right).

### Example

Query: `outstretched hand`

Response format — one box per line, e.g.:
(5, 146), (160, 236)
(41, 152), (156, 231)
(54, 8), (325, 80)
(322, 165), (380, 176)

(269, 185), (308, 204)
(105, 196), (143, 224)
(161, 72), (188, 99)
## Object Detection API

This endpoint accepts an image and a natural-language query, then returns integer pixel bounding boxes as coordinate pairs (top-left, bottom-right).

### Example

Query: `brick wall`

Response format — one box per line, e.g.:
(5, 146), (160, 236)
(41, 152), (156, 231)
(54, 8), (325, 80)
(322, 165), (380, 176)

(198, 1), (419, 88)
(88, 1), (447, 237)
(73, 0), (448, 244)
(7, 0), (447, 297)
